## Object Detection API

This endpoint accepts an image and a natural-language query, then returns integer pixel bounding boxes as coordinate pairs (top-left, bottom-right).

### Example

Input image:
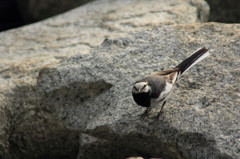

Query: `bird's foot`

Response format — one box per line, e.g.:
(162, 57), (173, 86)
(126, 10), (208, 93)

(138, 110), (149, 120)
(150, 111), (164, 121)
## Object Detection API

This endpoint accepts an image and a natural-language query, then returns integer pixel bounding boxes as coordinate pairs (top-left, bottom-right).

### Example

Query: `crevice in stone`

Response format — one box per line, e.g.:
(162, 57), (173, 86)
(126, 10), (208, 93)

(206, 0), (240, 23)
(81, 125), (232, 159)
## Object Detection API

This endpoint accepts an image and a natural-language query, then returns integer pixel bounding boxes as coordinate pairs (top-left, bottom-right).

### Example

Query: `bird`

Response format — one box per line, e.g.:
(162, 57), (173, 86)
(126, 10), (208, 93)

(132, 47), (210, 120)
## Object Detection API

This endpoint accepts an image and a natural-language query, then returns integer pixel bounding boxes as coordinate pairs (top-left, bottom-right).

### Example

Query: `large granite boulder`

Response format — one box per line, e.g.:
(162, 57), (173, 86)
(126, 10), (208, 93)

(0, 0), (210, 76)
(5, 0), (240, 159)
(38, 22), (240, 159)
(0, 0), (210, 158)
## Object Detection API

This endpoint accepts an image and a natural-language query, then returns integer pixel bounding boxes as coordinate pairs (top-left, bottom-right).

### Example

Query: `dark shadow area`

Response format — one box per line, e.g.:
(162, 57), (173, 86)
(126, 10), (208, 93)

(2, 84), (80, 159)
(206, 0), (240, 23)
(0, 0), (93, 32)
(81, 125), (231, 159)
(0, 0), (23, 32)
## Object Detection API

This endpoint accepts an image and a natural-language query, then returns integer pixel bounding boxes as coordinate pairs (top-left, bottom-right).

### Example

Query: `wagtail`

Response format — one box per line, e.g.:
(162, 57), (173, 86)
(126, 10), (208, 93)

(132, 47), (209, 119)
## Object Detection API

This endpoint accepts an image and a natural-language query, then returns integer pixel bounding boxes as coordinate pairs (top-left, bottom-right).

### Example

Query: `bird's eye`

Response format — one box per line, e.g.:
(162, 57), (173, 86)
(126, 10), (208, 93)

(142, 85), (146, 89)
(140, 84), (147, 91)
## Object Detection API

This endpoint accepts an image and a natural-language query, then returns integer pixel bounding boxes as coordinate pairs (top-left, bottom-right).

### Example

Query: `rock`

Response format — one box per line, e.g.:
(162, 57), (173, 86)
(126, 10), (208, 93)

(37, 22), (240, 159)
(0, 0), (210, 158)
(0, 0), (209, 77)
(0, 81), (80, 158)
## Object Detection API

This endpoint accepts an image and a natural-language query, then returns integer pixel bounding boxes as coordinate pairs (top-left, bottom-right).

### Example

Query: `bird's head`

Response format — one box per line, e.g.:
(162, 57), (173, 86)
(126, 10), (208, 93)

(132, 81), (151, 94)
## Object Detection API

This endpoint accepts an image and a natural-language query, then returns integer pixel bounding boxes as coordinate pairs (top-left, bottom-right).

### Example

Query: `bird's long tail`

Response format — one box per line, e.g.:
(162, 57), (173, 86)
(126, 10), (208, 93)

(175, 47), (209, 76)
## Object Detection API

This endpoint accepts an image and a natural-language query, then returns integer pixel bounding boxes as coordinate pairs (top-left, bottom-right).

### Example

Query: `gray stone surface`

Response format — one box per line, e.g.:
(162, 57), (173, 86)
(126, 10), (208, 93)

(37, 23), (240, 159)
(0, 0), (209, 85)
(0, 0), (210, 158)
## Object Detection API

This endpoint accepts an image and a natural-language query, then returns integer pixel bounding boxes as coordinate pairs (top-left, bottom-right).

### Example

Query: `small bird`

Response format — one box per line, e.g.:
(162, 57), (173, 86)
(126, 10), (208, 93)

(132, 47), (209, 120)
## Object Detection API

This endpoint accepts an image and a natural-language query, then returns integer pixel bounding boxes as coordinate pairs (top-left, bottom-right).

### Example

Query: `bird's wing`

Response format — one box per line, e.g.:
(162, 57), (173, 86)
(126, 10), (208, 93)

(155, 68), (180, 84)
(165, 71), (179, 84)
(154, 68), (179, 76)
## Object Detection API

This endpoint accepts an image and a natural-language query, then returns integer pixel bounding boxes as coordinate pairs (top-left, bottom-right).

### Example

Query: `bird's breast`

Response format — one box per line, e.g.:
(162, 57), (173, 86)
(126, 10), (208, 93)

(132, 92), (151, 107)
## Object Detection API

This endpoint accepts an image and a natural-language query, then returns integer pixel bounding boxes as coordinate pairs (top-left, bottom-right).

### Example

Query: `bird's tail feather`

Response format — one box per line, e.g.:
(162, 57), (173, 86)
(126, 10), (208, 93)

(175, 47), (209, 76)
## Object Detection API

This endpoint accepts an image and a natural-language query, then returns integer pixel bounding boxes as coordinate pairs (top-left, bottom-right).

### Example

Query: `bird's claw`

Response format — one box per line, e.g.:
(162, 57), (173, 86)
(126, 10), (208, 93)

(150, 111), (163, 121)
(138, 112), (149, 120)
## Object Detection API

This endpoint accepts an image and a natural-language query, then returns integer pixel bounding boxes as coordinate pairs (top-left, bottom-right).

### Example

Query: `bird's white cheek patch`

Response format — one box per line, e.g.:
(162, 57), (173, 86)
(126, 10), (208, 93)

(157, 82), (173, 102)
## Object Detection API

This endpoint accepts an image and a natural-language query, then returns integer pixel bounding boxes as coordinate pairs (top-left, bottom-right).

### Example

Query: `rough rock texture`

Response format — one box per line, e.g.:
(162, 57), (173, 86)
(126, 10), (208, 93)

(0, 0), (210, 78)
(0, 0), (210, 158)
(37, 23), (240, 159)
(0, 79), (80, 158)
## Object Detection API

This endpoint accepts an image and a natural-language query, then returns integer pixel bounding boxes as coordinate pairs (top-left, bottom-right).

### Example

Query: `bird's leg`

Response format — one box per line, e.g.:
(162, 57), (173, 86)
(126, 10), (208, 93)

(151, 101), (167, 120)
(158, 100), (166, 116)
(139, 107), (152, 120)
